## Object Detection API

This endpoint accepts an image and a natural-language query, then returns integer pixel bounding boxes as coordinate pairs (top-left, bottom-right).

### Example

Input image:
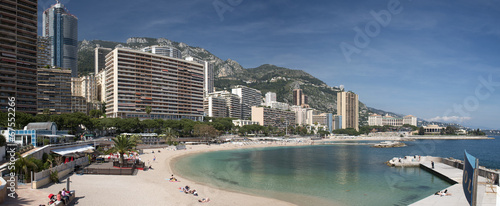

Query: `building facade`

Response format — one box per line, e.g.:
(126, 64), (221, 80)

(0, 0), (38, 114)
(232, 85), (262, 120)
(251, 106), (295, 128)
(291, 105), (314, 126)
(337, 91), (359, 131)
(71, 95), (87, 113)
(293, 89), (302, 106)
(204, 95), (227, 118)
(206, 91), (241, 118)
(37, 68), (72, 114)
(185, 56), (214, 97)
(203, 61), (214, 96)
(265, 92), (277, 106)
(42, 1), (78, 77)
(334, 115), (342, 130)
(95, 47), (112, 73)
(104, 48), (204, 120)
(37, 36), (52, 67)
(232, 119), (259, 127)
(141, 45), (182, 59)
(72, 74), (97, 103)
(312, 113), (333, 132)
(368, 114), (417, 127)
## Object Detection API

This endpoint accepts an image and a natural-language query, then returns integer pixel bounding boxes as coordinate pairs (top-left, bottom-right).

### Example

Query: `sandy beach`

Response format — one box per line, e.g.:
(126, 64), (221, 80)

(6, 143), (309, 206)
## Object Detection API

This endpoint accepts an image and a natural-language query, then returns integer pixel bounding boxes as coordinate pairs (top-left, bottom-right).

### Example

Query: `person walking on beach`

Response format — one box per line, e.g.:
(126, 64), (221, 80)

(431, 161), (435, 169)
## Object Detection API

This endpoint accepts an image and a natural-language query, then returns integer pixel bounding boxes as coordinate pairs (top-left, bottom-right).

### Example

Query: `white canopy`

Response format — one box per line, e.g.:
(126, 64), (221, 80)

(52, 145), (95, 156)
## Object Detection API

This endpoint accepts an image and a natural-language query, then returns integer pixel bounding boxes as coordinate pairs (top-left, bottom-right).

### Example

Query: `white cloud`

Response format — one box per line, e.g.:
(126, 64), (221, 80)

(427, 116), (472, 122)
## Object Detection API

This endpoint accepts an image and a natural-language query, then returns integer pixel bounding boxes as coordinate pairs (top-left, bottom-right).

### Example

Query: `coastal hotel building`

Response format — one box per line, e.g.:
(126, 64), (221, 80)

(104, 48), (204, 121)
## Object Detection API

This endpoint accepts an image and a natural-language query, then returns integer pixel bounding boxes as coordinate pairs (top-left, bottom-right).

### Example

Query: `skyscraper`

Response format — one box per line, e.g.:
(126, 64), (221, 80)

(232, 85), (262, 120)
(95, 46), (112, 74)
(293, 88), (308, 107)
(43, 1), (78, 77)
(337, 91), (359, 131)
(185, 56), (214, 97)
(0, 0), (38, 114)
(265, 92), (277, 106)
(293, 89), (302, 106)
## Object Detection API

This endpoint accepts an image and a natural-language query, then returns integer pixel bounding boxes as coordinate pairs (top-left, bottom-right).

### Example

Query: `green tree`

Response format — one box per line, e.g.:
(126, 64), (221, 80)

(193, 124), (219, 142)
(0, 134), (6, 147)
(89, 109), (103, 118)
(43, 108), (51, 115)
(445, 126), (457, 135)
(418, 127), (425, 135)
(160, 127), (178, 145)
(100, 101), (107, 117)
(108, 135), (138, 164)
(145, 106), (152, 118)
(14, 154), (38, 182)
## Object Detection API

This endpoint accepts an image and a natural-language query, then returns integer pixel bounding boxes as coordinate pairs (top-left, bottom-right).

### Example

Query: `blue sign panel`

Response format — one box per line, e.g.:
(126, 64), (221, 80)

(463, 150), (477, 205)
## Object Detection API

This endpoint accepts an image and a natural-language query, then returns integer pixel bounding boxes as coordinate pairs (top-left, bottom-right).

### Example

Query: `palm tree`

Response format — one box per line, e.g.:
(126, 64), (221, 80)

(109, 135), (138, 165)
(14, 154), (38, 182)
(160, 127), (178, 145)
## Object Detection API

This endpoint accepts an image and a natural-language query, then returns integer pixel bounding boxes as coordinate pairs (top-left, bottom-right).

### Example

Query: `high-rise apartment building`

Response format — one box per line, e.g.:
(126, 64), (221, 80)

(204, 95), (227, 118)
(337, 91), (359, 131)
(206, 91), (241, 119)
(95, 47), (112, 73)
(0, 0), (38, 114)
(185, 56), (214, 97)
(95, 70), (106, 102)
(293, 89), (302, 106)
(42, 1), (78, 77)
(104, 48), (204, 120)
(334, 115), (342, 130)
(72, 74), (96, 103)
(37, 36), (52, 67)
(37, 68), (72, 114)
(232, 85), (262, 120)
(251, 106), (295, 129)
(265, 92), (276, 106)
(203, 61), (214, 96)
(141, 45), (182, 59)
(293, 88), (308, 107)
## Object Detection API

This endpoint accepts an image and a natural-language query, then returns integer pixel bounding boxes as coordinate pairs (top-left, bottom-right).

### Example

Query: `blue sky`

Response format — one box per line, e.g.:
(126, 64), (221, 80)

(38, 0), (500, 129)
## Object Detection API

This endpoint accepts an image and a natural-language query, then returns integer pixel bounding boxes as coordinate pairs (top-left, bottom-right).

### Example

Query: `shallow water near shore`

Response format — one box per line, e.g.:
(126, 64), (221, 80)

(173, 137), (499, 206)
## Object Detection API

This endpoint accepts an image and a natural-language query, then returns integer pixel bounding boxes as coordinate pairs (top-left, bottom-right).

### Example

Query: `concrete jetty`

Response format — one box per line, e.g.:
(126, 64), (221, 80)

(387, 156), (498, 205)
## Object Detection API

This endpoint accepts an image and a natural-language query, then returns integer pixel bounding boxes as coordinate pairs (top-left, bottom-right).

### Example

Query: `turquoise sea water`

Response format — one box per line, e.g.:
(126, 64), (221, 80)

(173, 137), (499, 206)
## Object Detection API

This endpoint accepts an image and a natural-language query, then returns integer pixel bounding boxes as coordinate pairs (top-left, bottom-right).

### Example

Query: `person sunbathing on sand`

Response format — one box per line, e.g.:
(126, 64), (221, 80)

(434, 189), (452, 196)
(198, 198), (210, 203)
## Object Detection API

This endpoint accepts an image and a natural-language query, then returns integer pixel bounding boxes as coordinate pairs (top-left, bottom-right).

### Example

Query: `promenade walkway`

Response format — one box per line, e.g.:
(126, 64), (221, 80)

(410, 161), (498, 206)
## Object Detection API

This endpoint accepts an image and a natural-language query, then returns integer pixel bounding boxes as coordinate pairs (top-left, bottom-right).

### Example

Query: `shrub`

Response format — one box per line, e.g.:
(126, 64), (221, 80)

(49, 170), (59, 183)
